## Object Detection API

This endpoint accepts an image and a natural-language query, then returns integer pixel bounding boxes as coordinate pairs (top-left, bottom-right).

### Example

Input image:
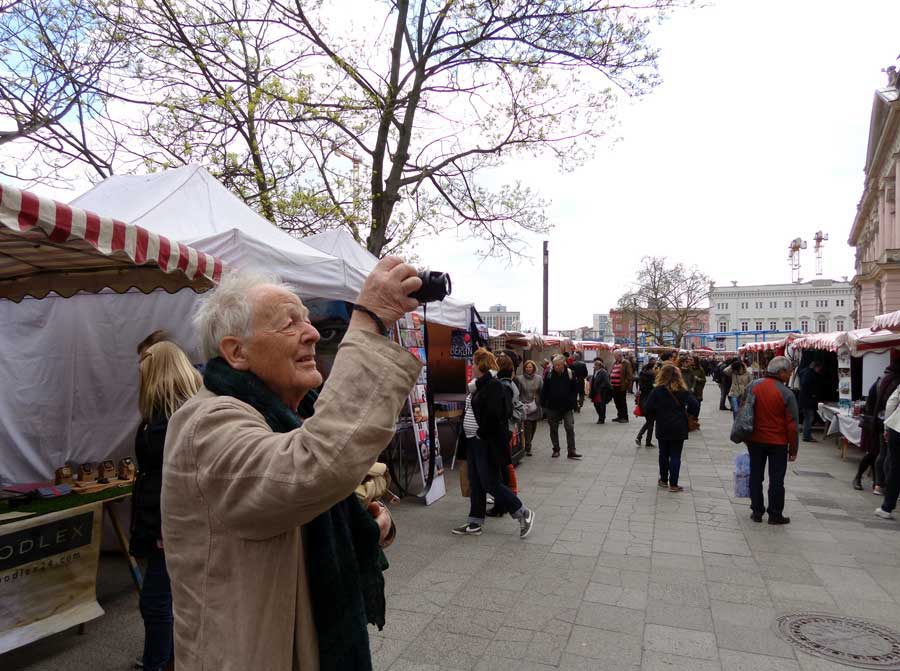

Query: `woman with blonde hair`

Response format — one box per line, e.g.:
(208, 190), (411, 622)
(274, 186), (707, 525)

(643, 364), (700, 493)
(132, 341), (202, 671)
(518, 360), (543, 455)
(452, 348), (535, 537)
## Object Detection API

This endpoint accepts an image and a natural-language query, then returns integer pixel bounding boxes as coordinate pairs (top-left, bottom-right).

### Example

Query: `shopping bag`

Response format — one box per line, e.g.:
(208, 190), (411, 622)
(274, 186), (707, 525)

(733, 453), (751, 498)
(458, 460), (470, 497)
(730, 384), (756, 443)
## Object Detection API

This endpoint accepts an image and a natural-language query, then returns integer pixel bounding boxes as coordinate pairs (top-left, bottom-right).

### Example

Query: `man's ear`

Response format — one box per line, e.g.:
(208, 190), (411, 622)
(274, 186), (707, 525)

(219, 336), (250, 370)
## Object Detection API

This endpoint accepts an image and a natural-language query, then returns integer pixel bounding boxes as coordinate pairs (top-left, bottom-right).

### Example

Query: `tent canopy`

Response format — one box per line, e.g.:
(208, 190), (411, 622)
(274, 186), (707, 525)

(871, 310), (900, 332)
(0, 183), (221, 301)
(70, 164), (354, 301)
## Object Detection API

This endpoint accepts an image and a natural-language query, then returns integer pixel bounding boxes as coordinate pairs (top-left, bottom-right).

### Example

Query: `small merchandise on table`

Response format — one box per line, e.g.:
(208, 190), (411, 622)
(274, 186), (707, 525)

(817, 402), (862, 459)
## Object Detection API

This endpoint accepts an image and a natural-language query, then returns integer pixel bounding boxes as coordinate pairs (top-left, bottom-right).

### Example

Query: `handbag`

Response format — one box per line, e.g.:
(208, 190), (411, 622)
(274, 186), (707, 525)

(730, 383), (757, 443)
(668, 388), (699, 432)
(634, 401), (643, 417)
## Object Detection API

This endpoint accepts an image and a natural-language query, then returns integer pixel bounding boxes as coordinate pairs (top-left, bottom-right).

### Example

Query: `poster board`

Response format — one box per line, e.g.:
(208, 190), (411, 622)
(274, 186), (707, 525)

(837, 345), (852, 410)
(0, 502), (104, 653)
(397, 313), (446, 505)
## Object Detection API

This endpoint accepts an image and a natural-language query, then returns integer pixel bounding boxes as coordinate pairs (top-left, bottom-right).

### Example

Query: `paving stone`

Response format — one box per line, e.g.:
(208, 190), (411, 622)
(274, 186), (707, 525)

(642, 623), (719, 660)
(575, 601), (645, 633)
(718, 650), (802, 670)
(641, 650), (722, 671)
(565, 625), (642, 663)
(645, 601), (715, 632)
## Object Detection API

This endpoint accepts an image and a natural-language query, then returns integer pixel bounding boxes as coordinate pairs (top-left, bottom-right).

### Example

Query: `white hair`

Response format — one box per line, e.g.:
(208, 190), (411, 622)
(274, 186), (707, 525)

(767, 356), (792, 375)
(193, 270), (292, 361)
(552, 354), (566, 364)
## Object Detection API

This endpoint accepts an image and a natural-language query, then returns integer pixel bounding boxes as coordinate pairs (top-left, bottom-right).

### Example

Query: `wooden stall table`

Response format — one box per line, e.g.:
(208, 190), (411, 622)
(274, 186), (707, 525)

(817, 402), (862, 460)
(0, 484), (138, 654)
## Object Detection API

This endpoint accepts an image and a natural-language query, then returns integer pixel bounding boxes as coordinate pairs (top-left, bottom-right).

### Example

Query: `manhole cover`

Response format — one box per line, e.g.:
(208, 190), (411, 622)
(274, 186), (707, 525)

(776, 612), (900, 669)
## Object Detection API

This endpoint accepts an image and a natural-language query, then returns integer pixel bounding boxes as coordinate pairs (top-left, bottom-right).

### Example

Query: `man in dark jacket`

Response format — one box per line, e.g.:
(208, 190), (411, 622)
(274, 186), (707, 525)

(540, 355), (582, 459)
(798, 362), (823, 442)
(746, 356), (799, 525)
(570, 354), (589, 412)
(872, 363), (900, 493)
(715, 361), (732, 411)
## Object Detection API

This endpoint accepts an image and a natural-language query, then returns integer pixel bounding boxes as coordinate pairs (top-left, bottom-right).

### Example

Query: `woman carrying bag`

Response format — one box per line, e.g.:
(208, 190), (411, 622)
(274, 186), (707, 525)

(643, 364), (700, 493)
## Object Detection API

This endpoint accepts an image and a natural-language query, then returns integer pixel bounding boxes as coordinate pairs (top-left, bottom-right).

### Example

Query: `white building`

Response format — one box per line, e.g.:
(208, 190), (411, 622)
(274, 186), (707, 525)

(481, 304), (521, 331)
(592, 313), (610, 337)
(708, 279), (853, 346)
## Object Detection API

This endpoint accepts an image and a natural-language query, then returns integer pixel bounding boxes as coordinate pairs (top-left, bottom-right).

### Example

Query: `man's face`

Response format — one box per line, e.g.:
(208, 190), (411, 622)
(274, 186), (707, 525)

(553, 360), (566, 374)
(240, 285), (322, 406)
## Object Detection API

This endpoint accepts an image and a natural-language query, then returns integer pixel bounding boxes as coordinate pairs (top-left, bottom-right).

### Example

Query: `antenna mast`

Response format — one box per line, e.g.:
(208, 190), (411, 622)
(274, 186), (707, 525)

(813, 231), (828, 277)
(788, 237), (807, 284)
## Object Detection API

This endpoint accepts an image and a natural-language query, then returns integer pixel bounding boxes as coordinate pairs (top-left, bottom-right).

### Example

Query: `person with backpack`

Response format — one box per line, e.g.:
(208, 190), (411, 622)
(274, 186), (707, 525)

(570, 353), (590, 413)
(452, 348), (536, 537)
(540, 354), (582, 459)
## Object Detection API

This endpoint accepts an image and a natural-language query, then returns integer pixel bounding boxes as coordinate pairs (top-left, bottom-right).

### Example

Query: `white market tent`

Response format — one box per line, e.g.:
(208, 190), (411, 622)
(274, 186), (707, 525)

(0, 183), (224, 484)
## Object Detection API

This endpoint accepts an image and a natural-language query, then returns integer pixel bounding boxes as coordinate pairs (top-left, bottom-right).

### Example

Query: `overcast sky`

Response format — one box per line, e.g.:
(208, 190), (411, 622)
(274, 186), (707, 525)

(414, 0), (900, 332)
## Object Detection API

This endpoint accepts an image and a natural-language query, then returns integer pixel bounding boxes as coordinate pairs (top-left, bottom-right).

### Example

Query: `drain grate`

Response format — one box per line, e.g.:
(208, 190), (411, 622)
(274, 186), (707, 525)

(776, 612), (900, 669)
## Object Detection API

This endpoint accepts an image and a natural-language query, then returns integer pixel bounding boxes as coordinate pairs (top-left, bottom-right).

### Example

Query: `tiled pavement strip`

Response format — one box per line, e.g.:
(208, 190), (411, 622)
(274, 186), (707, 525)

(5, 393), (900, 671)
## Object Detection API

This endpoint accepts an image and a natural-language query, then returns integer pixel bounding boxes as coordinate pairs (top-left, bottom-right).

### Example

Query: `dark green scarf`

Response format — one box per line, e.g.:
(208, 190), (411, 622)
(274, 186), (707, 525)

(203, 357), (387, 671)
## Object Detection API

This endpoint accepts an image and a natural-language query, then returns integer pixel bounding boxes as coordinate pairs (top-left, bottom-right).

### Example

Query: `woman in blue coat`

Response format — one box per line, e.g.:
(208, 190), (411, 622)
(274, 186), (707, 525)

(643, 364), (700, 492)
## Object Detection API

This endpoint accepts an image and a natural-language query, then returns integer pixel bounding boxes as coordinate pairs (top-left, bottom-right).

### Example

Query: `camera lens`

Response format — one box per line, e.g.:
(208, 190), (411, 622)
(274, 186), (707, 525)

(410, 271), (451, 303)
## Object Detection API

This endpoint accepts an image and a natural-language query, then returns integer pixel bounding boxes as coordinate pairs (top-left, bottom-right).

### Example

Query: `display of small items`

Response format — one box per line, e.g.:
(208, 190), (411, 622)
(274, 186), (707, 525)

(59, 458), (136, 490)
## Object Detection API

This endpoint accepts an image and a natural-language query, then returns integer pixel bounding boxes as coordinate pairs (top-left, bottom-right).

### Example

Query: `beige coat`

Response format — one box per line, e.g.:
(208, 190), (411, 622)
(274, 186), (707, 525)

(161, 330), (421, 671)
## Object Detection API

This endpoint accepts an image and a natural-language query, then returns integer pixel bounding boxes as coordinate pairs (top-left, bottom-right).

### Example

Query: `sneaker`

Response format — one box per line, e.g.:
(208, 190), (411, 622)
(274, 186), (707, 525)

(657, 479), (668, 489)
(519, 510), (536, 539)
(768, 515), (791, 525)
(567, 452), (583, 460)
(486, 494), (495, 505)
(874, 486), (884, 496)
(852, 479), (863, 491)
(552, 450), (560, 458)
(668, 485), (684, 493)
(635, 436), (642, 446)
(452, 523), (483, 535)
(751, 513), (763, 523)
(874, 507), (895, 520)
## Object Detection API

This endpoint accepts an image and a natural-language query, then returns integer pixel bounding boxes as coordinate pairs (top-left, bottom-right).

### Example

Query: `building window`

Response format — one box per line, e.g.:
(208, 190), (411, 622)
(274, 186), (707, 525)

(836, 299), (844, 307)
(801, 300), (808, 308)
(741, 302), (748, 309)
(769, 301), (776, 308)
(785, 320), (792, 331)
(755, 320), (763, 330)
(818, 320), (826, 332)
(719, 321), (727, 332)
(770, 321), (777, 331)
(785, 301), (792, 308)
(801, 320), (809, 332)
(836, 319), (844, 331)
(741, 321), (748, 331)
(755, 301), (762, 309)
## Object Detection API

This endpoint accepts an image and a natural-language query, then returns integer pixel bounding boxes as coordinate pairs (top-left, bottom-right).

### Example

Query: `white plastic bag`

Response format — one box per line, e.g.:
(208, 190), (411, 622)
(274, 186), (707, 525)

(733, 453), (751, 498)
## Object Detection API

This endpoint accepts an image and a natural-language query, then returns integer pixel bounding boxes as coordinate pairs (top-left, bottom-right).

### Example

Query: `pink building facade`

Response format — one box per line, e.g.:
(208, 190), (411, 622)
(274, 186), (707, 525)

(849, 68), (900, 327)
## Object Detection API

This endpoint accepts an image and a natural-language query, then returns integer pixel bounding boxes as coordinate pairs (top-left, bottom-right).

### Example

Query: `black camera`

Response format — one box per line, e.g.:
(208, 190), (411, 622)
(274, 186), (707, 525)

(410, 271), (451, 303)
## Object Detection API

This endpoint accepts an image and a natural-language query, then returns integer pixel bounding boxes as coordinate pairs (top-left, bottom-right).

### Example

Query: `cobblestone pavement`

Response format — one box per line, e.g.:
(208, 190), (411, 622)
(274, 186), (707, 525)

(5, 393), (900, 671)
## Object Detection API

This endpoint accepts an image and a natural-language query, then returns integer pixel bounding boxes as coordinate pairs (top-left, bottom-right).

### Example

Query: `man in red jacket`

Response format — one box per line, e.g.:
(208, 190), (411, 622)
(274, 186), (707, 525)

(746, 356), (799, 525)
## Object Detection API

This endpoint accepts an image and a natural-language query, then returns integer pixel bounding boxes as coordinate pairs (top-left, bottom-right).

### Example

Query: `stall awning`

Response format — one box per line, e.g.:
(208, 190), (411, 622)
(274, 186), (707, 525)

(791, 331), (848, 352)
(0, 183), (222, 302)
(739, 334), (798, 354)
(871, 310), (900, 332)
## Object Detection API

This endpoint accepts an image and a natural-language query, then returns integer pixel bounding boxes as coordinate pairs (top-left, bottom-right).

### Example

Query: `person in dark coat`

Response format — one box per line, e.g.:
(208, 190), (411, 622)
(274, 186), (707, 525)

(715, 360), (732, 411)
(855, 378), (881, 490)
(589, 359), (612, 424)
(132, 341), (202, 671)
(453, 348), (536, 537)
(872, 363), (900, 494)
(635, 360), (658, 447)
(643, 364), (700, 493)
(798, 362), (823, 442)
(570, 353), (590, 412)
(541, 355), (582, 459)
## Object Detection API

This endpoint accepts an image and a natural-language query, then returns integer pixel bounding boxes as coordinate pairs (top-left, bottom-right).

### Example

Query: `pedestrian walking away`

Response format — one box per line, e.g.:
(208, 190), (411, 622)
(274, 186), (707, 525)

(689, 357), (707, 413)
(724, 359), (753, 419)
(744, 356), (799, 525)
(855, 378), (881, 490)
(540, 354), (582, 459)
(610, 351), (633, 422)
(589, 358), (613, 424)
(518, 360), (543, 456)
(643, 364), (700, 492)
(452, 348), (536, 537)
(635, 359), (657, 447)
(570, 353), (589, 413)
(798, 361), (824, 442)
(875, 383), (900, 519)
(872, 362), (900, 494)
(714, 360), (732, 411)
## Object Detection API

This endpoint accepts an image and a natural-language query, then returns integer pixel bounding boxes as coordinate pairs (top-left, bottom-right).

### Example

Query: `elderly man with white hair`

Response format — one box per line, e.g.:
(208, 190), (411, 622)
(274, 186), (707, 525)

(161, 257), (422, 671)
(743, 355), (799, 525)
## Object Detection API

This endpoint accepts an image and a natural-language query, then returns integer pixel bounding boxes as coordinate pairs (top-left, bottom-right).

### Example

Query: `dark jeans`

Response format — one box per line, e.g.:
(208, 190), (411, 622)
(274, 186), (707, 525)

(875, 432), (888, 487)
(748, 442), (788, 517)
(658, 439), (684, 486)
(882, 429), (900, 513)
(612, 390), (628, 420)
(546, 408), (576, 453)
(719, 383), (731, 410)
(802, 408), (816, 440)
(523, 419), (537, 452)
(593, 401), (607, 422)
(139, 552), (174, 671)
(466, 436), (525, 523)
(637, 417), (655, 443)
(576, 382), (586, 410)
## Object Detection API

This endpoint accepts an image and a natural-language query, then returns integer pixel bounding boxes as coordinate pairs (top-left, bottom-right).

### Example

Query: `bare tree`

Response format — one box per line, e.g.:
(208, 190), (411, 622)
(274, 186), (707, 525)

(618, 256), (709, 346)
(0, 0), (124, 183)
(275, 0), (678, 257)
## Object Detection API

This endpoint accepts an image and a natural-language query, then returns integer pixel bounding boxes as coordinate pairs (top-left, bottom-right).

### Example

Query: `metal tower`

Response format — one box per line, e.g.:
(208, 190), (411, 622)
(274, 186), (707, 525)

(813, 231), (828, 277)
(788, 237), (807, 284)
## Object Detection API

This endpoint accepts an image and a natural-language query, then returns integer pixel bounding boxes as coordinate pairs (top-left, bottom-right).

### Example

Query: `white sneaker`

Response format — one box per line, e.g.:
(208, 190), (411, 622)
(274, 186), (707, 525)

(486, 494), (495, 505)
(874, 507), (895, 520)
(519, 509), (536, 538)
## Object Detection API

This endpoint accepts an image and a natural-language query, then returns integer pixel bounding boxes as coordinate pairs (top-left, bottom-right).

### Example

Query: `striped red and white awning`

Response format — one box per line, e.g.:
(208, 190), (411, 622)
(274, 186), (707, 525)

(0, 183), (223, 302)
(871, 310), (900, 333)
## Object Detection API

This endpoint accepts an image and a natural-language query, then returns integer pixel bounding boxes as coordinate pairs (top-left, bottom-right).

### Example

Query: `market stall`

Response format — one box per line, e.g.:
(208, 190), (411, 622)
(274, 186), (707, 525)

(0, 183), (223, 654)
